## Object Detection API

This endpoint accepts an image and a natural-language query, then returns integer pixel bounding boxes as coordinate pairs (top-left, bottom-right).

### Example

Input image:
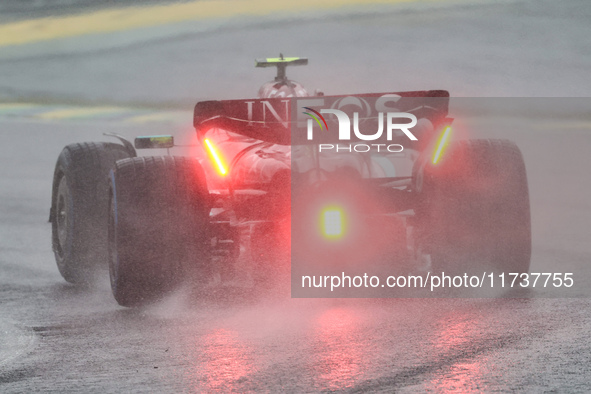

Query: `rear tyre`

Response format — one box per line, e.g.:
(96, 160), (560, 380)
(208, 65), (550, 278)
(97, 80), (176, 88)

(108, 156), (211, 307)
(51, 142), (133, 283)
(416, 139), (531, 275)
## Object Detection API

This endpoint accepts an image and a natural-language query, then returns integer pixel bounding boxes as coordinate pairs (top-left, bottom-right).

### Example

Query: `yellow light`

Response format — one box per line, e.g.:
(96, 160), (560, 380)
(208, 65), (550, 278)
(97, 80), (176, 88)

(432, 126), (452, 164)
(204, 138), (227, 176)
(322, 207), (344, 238)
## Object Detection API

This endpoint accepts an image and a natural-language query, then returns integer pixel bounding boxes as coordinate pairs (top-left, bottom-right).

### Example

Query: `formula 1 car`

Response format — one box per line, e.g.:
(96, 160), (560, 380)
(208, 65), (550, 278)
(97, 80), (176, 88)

(50, 56), (531, 306)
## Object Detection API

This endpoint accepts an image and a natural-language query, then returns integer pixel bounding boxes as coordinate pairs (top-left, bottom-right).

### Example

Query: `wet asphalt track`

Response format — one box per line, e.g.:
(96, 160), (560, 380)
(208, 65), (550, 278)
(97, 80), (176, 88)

(1, 0), (591, 392)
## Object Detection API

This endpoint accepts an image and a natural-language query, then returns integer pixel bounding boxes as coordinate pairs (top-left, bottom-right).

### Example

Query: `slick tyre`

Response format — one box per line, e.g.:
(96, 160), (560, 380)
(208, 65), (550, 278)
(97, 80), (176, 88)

(108, 156), (211, 307)
(51, 142), (133, 284)
(417, 139), (531, 275)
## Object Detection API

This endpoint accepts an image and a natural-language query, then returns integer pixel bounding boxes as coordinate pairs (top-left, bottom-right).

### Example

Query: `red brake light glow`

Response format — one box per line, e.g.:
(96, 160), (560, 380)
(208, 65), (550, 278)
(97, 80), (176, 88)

(432, 126), (452, 165)
(322, 207), (344, 239)
(204, 138), (227, 176)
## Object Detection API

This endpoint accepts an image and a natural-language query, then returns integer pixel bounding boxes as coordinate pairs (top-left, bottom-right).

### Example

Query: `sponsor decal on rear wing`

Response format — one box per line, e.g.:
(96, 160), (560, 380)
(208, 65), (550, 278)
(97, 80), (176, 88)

(193, 90), (450, 146)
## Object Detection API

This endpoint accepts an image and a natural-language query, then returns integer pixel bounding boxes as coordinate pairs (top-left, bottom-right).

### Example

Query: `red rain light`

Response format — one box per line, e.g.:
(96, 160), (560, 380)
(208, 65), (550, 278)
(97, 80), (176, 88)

(204, 138), (227, 176)
(432, 126), (452, 164)
(322, 207), (344, 239)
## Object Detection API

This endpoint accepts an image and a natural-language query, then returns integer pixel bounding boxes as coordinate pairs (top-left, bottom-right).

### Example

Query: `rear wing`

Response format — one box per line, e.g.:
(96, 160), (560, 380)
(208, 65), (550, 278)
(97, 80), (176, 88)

(193, 90), (450, 145)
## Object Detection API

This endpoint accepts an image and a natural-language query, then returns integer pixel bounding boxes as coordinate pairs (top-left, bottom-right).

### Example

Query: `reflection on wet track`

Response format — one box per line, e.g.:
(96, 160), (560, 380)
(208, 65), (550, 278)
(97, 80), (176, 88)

(312, 307), (368, 390)
(199, 328), (256, 391)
